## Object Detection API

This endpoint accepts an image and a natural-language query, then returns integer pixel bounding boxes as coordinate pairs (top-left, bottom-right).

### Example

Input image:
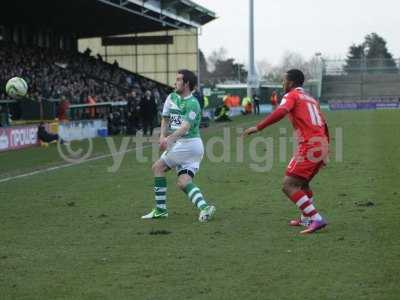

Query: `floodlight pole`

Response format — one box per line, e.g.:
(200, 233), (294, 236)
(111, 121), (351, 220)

(197, 28), (201, 89)
(247, 0), (257, 98)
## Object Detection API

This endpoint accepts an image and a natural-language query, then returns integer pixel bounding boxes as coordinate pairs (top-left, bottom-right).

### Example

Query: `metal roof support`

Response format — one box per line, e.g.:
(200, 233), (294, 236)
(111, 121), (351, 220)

(97, 0), (186, 29)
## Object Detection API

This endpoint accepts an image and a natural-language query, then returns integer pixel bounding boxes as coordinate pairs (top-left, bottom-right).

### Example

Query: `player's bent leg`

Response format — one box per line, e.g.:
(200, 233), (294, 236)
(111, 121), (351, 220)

(282, 175), (305, 197)
(178, 170), (216, 222)
(302, 183), (314, 204)
(287, 180), (316, 226)
(284, 176), (326, 232)
(292, 182), (313, 226)
(283, 176), (312, 226)
(142, 159), (171, 220)
(176, 172), (193, 191)
(152, 159), (169, 177)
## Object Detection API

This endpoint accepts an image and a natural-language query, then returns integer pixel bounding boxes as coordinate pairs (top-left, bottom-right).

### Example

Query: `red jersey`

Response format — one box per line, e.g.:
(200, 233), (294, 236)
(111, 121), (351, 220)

(279, 88), (328, 143)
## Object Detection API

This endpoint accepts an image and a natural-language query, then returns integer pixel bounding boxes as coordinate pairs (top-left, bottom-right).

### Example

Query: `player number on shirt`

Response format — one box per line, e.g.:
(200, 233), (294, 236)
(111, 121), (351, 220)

(307, 103), (323, 126)
(170, 114), (182, 129)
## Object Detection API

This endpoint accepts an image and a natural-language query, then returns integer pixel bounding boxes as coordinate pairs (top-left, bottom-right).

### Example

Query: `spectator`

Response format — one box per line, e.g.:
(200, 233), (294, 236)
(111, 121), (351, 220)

(271, 90), (279, 110)
(140, 90), (157, 136)
(0, 105), (11, 127)
(193, 89), (205, 110)
(241, 96), (252, 115)
(57, 95), (70, 121)
(127, 91), (140, 135)
(252, 94), (261, 115)
(107, 112), (120, 135)
(215, 104), (232, 122)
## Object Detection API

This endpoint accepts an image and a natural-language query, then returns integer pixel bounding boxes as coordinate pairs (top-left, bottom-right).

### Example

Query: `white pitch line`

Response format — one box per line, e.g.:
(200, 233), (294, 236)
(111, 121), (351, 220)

(0, 119), (256, 184)
(0, 144), (152, 184)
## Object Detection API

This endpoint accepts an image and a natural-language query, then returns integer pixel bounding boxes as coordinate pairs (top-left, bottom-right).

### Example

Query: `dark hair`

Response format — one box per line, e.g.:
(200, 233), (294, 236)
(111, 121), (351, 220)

(286, 69), (305, 86)
(178, 69), (197, 91)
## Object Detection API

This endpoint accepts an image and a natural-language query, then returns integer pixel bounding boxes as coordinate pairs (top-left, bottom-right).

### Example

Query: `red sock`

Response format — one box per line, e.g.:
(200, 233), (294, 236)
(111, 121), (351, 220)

(304, 190), (314, 203)
(289, 191), (318, 218)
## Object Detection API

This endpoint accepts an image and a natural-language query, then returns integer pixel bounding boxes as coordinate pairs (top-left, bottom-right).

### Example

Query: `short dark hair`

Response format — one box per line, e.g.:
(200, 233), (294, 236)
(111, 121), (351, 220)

(178, 69), (197, 91)
(286, 69), (305, 86)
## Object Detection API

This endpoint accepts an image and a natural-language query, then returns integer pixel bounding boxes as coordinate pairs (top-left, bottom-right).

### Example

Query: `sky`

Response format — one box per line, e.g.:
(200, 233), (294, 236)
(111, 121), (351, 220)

(194, 0), (400, 65)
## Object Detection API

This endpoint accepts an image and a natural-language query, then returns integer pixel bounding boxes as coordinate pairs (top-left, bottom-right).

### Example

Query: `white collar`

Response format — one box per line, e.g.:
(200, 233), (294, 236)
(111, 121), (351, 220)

(182, 93), (193, 100)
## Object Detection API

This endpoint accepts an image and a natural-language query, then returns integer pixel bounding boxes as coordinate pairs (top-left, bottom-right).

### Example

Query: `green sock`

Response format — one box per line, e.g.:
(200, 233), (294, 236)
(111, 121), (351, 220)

(154, 177), (167, 209)
(183, 182), (208, 210)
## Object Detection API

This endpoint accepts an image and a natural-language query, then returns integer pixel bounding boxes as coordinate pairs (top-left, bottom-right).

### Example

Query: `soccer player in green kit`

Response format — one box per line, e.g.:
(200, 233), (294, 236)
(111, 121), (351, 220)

(142, 70), (216, 222)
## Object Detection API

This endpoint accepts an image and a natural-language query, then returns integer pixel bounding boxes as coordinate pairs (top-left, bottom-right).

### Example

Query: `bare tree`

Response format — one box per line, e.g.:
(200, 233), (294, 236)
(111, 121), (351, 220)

(207, 47), (228, 72)
(257, 51), (321, 82)
(278, 51), (309, 76)
(256, 59), (273, 79)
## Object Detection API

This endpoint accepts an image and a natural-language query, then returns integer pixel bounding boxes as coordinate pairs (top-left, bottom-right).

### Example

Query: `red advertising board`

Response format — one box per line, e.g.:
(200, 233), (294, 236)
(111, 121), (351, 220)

(0, 125), (39, 152)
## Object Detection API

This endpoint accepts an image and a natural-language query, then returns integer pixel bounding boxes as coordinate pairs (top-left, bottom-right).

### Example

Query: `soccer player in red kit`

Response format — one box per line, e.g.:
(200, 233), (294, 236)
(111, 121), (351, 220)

(242, 69), (329, 234)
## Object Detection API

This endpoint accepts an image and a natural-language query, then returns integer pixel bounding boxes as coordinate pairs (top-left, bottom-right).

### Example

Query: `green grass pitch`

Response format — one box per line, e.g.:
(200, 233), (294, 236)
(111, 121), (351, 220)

(0, 110), (399, 299)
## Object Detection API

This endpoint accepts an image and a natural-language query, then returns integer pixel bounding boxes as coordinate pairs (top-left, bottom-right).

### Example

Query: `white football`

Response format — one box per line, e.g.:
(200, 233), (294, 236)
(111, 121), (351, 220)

(6, 77), (28, 98)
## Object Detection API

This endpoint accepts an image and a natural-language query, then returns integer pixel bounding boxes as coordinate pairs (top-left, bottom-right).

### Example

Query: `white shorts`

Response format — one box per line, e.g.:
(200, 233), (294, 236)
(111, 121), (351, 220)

(161, 138), (204, 175)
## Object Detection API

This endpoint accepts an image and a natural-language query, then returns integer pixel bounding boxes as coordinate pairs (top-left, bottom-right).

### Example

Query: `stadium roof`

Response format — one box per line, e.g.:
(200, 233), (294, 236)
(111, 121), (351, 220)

(0, 0), (216, 38)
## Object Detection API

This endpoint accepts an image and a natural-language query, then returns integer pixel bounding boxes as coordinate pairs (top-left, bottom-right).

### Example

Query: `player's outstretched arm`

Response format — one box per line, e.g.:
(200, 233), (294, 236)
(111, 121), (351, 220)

(242, 107), (288, 138)
(241, 126), (258, 137)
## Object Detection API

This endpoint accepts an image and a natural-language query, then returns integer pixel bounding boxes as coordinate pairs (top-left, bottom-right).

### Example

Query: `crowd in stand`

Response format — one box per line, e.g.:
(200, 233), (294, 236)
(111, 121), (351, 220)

(0, 43), (169, 105)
